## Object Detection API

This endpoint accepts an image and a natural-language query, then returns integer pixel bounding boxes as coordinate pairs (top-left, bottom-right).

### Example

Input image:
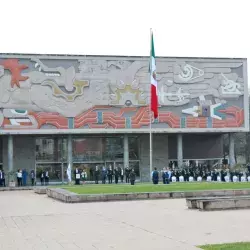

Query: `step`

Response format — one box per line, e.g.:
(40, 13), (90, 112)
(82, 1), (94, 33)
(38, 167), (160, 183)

(197, 197), (250, 211)
(186, 196), (250, 209)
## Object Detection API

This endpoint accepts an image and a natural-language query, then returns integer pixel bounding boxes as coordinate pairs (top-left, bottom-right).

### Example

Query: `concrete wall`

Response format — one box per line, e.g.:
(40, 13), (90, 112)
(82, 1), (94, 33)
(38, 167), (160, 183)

(140, 134), (168, 182)
(2, 136), (35, 172)
(0, 55), (248, 134)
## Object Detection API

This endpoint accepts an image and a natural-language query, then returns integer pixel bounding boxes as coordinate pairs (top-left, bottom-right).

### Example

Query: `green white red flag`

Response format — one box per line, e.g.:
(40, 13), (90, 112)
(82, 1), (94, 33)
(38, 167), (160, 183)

(150, 31), (158, 119)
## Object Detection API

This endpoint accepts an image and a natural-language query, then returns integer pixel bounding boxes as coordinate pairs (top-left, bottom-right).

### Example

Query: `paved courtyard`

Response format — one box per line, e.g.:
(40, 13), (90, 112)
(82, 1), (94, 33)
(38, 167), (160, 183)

(0, 191), (250, 250)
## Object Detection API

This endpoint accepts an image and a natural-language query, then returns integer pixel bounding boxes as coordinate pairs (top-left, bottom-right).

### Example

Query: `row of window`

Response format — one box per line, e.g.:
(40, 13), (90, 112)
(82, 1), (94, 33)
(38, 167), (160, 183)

(36, 137), (139, 162)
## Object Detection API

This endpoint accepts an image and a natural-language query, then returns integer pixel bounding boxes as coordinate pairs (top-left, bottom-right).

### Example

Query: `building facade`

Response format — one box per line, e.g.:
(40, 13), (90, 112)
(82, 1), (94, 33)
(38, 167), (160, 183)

(0, 54), (248, 182)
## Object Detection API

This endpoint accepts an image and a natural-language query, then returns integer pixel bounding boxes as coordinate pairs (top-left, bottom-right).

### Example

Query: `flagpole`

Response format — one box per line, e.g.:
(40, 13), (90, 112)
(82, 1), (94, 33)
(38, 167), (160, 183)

(149, 28), (153, 181)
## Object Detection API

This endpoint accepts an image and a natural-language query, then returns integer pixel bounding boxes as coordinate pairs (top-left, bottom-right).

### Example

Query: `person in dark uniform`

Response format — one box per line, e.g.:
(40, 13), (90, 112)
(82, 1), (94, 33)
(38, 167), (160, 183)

(152, 167), (159, 184)
(30, 170), (35, 186)
(125, 166), (130, 183)
(101, 166), (107, 184)
(0, 169), (3, 186)
(129, 169), (136, 185)
(107, 165), (113, 184)
(176, 170), (180, 182)
(94, 165), (100, 184)
(162, 168), (166, 184)
(45, 170), (49, 185)
(40, 171), (44, 186)
(74, 167), (80, 185)
(120, 166), (124, 183)
(1, 170), (5, 187)
(89, 167), (93, 181)
(114, 167), (119, 184)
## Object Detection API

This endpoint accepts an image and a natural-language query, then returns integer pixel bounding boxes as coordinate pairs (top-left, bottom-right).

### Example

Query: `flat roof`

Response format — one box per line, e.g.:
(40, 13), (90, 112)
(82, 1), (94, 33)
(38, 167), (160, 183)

(0, 53), (247, 60)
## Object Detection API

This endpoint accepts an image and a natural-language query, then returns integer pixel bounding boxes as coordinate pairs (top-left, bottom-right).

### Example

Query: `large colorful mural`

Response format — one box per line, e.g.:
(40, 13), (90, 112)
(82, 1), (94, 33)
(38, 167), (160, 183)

(0, 55), (248, 132)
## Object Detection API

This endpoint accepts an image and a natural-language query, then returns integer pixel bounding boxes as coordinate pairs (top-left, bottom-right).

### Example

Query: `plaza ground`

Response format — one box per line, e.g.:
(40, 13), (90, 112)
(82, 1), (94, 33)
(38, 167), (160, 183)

(63, 182), (250, 194)
(1, 191), (250, 250)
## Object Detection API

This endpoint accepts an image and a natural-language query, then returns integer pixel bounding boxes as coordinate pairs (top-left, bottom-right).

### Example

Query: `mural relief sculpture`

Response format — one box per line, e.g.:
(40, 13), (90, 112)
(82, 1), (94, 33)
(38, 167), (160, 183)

(0, 55), (247, 131)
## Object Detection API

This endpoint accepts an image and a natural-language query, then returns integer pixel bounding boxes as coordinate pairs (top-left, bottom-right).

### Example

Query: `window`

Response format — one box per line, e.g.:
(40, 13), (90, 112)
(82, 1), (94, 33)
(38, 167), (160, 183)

(36, 138), (67, 162)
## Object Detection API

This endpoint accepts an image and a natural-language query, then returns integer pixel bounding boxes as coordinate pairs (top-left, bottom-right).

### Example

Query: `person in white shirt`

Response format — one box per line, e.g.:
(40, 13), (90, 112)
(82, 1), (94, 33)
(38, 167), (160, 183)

(225, 175), (230, 182)
(197, 176), (202, 182)
(17, 169), (22, 187)
(179, 175), (184, 182)
(233, 175), (238, 183)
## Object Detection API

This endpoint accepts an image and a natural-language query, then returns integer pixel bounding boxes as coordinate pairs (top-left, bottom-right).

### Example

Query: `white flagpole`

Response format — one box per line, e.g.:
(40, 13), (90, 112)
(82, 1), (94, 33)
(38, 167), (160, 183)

(149, 28), (153, 181)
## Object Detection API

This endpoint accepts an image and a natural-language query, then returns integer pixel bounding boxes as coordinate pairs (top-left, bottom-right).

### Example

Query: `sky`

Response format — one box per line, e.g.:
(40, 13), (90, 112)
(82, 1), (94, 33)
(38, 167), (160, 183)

(0, 0), (249, 60)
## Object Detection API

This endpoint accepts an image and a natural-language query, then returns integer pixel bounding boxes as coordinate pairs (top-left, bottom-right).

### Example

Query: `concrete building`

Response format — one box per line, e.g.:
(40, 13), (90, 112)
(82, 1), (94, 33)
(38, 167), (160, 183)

(0, 54), (248, 182)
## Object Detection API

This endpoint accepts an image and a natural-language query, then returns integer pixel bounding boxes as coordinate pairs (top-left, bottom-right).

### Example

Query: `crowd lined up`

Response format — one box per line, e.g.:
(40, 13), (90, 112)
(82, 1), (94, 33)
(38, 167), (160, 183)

(1, 164), (250, 187)
(73, 165), (137, 185)
(151, 166), (250, 184)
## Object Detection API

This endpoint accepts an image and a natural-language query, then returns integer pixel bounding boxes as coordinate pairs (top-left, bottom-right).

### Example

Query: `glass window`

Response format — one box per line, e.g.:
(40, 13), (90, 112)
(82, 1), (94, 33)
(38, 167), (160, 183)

(36, 138), (67, 162)
(129, 137), (139, 160)
(104, 137), (123, 160)
(73, 138), (104, 162)
(129, 161), (140, 177)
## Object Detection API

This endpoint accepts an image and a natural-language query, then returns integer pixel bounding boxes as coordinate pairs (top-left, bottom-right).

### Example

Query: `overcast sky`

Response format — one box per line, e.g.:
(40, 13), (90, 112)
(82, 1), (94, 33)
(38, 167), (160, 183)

(0, 0), (249, 60)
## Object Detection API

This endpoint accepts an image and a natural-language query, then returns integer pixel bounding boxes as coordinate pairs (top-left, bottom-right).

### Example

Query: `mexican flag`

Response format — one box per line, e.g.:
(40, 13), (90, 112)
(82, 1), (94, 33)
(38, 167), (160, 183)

(150, 31), (158, 119)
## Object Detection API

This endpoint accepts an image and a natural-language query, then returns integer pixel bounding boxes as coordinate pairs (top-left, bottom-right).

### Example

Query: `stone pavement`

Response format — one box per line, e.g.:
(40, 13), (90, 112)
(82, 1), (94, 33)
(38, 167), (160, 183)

(0, 192), (250, 250)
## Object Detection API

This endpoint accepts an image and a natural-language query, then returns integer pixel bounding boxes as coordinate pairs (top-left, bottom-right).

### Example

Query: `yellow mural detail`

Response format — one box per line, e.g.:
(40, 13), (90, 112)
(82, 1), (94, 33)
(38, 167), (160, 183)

(42, 80), (89, 102)
(111, 83), (146, 105)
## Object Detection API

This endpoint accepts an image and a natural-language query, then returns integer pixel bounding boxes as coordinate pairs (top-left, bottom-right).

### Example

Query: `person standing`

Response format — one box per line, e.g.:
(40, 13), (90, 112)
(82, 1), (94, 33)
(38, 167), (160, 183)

(120, 167), (124, 183)
(17, 170), (22, 187)
(1, 170), (5, 187)
(107, 165), (113, 184)
(81, 169), (87, 184)
(30, 170), (35, 186)
(125, 166), (130, 183)
(114, 167), (119, 184)
(74, 167), (80, 185)
(45, 170), (49, 185)
(162, 168), (167, 184)
(152, 167), (159, 185)
(0, 169), (3, 186)
(129, 169), (136, 185)
(22, 169), (27, 186)
(101, 166), (107, 184)
(94, 165), (100, 184)
(40, 171), (44, 186)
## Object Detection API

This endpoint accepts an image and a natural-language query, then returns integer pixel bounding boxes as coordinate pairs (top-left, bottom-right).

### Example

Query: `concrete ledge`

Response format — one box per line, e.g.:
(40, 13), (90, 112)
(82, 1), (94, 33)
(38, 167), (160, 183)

(34, 187), (47, 194)
(46, 188), (250, 203)
(0, 187), (33, 192)
(186, 190), (250, 209)
(197, 197), (250, 211)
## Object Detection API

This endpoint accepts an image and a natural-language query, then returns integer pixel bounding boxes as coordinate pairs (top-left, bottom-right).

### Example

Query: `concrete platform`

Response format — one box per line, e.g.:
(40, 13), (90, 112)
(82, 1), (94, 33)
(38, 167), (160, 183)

(198, 197), (250, 211)
(0, 186), (33, 192)
(186, 196), (250, 209)
(46, 188), (250, 203)
(187, 196), (250, 211)
(34, 187), (47, 194)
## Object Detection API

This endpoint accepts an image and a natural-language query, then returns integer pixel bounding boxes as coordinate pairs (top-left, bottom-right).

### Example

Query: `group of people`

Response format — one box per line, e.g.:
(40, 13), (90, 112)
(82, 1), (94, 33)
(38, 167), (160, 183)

(39, 170), (49, 185)
(151, 166), (250, 184)
(73, 165), (137, 185)
(16, 169), (36, 186)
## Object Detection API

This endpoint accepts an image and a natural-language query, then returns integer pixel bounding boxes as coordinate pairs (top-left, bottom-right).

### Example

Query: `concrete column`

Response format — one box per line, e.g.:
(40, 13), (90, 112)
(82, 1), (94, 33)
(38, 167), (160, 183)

(8, 135), (13, 172)
(177, 134), (183, 168)
(229, 133), (236, 167)
(123, 134), (129, 168)
(67, 134), (73, 167)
